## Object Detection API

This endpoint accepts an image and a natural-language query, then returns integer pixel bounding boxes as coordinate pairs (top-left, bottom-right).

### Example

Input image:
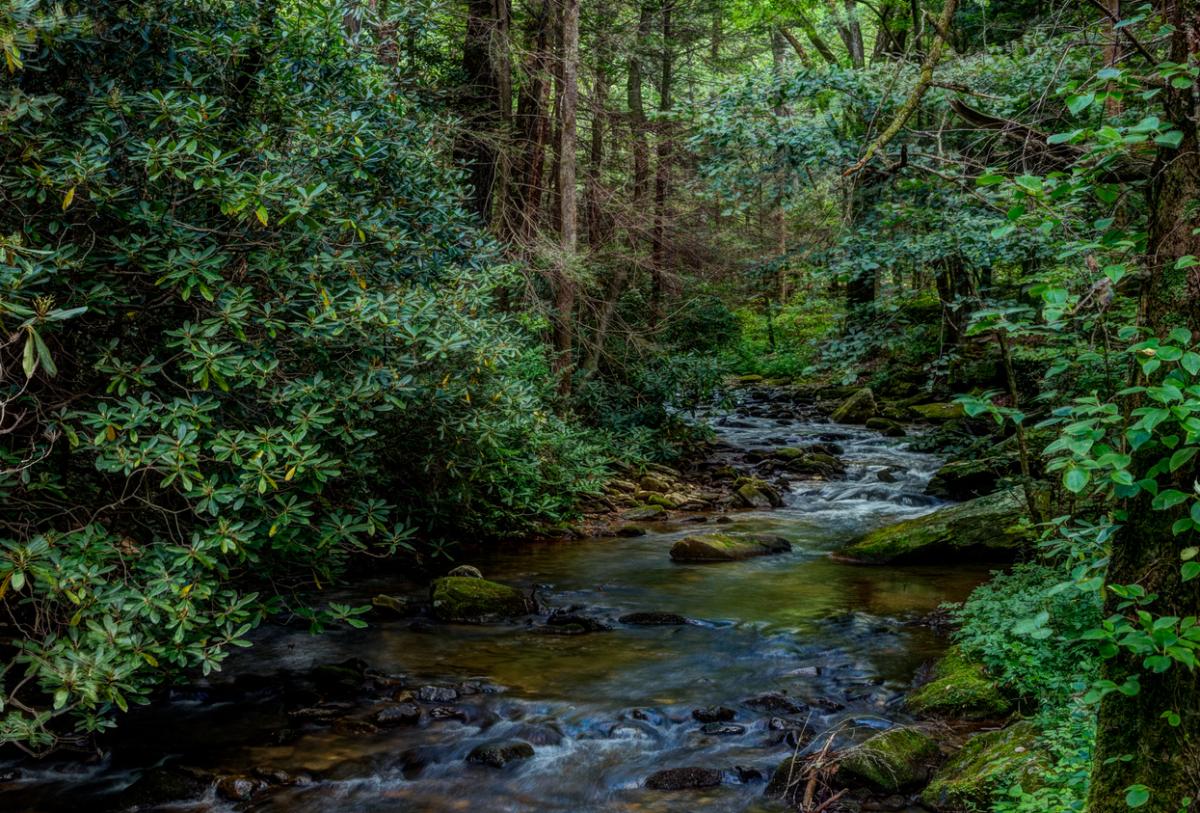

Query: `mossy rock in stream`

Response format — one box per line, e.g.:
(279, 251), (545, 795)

(836, 726), (941, 793)
(733, 478), (784, 509)
(921, 720), (1044, 811)
(907, 647), (1011, 720)
(838, 489), (1033, 564)
(430, 577), (536, 623)
(830, 387), (877, 424)
(911, 402), (966, 422)
(669, 533), (792, 563)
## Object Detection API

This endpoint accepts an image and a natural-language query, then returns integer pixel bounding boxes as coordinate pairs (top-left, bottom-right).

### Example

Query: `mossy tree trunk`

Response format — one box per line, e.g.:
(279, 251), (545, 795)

(1089, 4), (1200, 809)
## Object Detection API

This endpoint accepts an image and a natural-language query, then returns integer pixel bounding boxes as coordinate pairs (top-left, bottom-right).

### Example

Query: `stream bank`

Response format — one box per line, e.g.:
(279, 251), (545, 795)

(0, 386), (1014, 813)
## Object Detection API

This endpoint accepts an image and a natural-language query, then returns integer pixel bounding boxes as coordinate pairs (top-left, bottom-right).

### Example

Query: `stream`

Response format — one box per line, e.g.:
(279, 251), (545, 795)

(1, 400), (996, 813)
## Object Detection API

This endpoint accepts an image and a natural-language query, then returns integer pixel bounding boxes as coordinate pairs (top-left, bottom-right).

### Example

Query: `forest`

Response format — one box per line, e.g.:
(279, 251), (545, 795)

(0, 0), (1198, 811)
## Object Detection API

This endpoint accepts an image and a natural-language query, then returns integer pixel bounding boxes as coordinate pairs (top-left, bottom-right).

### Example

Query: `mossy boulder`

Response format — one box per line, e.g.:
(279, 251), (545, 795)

(865, 417), (906, 437)
(922, 721), (1043, 811)
(734, 478), (784, 509)
(830, 387), (877, 424)
(925, 456), (1014, 500)
(670, 533), (792, 563)
(838, 489), (1032, 564)
(837, 727), (941, 793)
(911, 402), (966, 422)
(623, 504), (667, 521)
(430, 577), (535, 623)
(907, 647), (1011, 720)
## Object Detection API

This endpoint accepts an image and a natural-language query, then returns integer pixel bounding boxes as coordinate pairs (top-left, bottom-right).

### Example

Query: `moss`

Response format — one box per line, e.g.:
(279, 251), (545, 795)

(908, 647), (1012, 720)
(911, 402), (966, 421)
(837, 727), (941, 793)
(733, 478), (783, 508)
(669, 533), (791, 562)
(922, 721), (1043, 811)
(838, 489), (1033, 564)
(430, 577), (534, 623)
(830, 387), (877, 424)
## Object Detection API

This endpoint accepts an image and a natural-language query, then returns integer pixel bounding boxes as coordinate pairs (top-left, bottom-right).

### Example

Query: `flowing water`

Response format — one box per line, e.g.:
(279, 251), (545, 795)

(2, 408), (996, 813)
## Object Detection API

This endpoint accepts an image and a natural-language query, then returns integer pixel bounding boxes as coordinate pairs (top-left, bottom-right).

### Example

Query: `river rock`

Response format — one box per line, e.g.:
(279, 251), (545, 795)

(911, 402), (965, 422)
(764, 756), (805, 800)
(374, 702), (421, 727)
(466, 740), (535, 768)
(836, 727), (940, 793)
(837, 489), (1034, 564)
(921, 720), (1042, 811)
(447, 564), (483, 579)
(733, 479), (784, 509)
(866, 417), (906, 437)
(546, 609), (613, 633)
(114, 767), (213, 810)
(669, 533), (791, 563)
(623, 505), (667, 521)
(430, 577), (535, 623)
(620, 611), (688, 626)
(416, 685), (459, 703)
(701, 722), (746, 736)
(644, 767), (723, 790)
(744, 693), (806, 714)
(616, 524), (648, 537)
(692, 705), (736, 723)
(640, 474), (671, 493)
(906, 647), (1011, 720)
(831, 387), (877, 424)
(216, 774), (268, 802)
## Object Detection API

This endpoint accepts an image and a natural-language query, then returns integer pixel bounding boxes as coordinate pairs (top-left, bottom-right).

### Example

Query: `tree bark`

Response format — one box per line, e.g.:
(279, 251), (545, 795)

(502, 0), (552, 245)
(793, 11), (842, 67)
(458, 0), (511, 224)
(552, 0), (580, 395)
(651, 0), (675, 325)
(1089, 5), (1200, 810)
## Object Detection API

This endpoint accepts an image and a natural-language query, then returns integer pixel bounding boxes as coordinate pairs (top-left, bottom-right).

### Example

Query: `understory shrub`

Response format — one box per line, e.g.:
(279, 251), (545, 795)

(0, 0), (605, 751)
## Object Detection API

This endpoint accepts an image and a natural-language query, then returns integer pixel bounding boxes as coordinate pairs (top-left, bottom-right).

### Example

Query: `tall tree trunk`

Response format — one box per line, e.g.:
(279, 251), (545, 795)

(458, 0), (511, 224)
(778, 26), (815, 69)
(651, 0), (675, 325)
(843, 0), (866, 68)
(585, 7), (611, 248)
(552, 0), (580, 395)
(771, 30), (790, 301)
(502, 0), (552, 246)
(1089, 5), (1200, 810)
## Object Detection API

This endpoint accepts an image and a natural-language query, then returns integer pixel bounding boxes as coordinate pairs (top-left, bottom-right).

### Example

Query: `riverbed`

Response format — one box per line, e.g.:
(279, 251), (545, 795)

(1, 404), (997, 813)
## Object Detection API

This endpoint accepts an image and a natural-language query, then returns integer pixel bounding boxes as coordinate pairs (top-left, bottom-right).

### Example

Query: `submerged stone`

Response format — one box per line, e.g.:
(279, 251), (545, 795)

(644, 766), (723, 790)
(906, 647), (1011, 720)
(836, 726), (940, 793)
(838, 489), (1033, 564)
(429, 577), (535, 623)
(922, 720), (1043, 811)
(620, 611), (688, 626)
(669, 533), (791, 563)
(446, 564), (483, 579)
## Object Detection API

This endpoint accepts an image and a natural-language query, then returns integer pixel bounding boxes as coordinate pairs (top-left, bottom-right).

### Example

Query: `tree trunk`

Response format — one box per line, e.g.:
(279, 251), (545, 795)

(794, 11), (842, 67)
(771, 30), (790, 301)
(585, 8), (610, 248)
(458, 0), (511, 224)
(1089, 5), (1200, 810)
(651, 0), (675, 325)
(502, 0), (552, 245)
(552, 0), (580, 395)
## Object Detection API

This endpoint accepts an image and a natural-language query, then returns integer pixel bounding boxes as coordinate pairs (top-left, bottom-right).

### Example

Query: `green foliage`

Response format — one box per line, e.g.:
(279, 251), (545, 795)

(0, 0), (607, 750)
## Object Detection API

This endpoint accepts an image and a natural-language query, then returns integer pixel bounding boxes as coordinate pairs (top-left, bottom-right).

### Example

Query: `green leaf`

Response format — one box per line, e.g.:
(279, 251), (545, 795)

(1156, 130), (1185, 148)
(1125, 785), (1150, 808)
(1183, 562), (1200, 582)
(1152, 489), (1189, 510)
(1170, 447), (1197, 471)
(22, 332), (36, 378)
(1066, 93), (1095, 115)
(1064, 467), (1091, 493)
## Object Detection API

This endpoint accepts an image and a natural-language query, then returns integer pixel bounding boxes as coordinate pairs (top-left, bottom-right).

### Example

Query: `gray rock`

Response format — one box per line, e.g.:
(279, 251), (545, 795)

(644, 767), (723, 790)
(466, 739), (535, 768)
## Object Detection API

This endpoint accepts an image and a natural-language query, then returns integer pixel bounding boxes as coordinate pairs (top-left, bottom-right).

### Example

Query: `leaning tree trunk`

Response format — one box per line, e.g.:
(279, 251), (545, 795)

(1089, 6), (1200, 809)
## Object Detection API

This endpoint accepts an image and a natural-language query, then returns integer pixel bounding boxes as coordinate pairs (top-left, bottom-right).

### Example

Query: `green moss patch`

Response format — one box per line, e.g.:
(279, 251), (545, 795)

(908, 647), (1012, 720)
(430, 577), (535, 623)
(922, 721), (1044, 811)
(837, 727), (941, 793)
(669, 533), (792, 562)
(838, 489), (1032, 564)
